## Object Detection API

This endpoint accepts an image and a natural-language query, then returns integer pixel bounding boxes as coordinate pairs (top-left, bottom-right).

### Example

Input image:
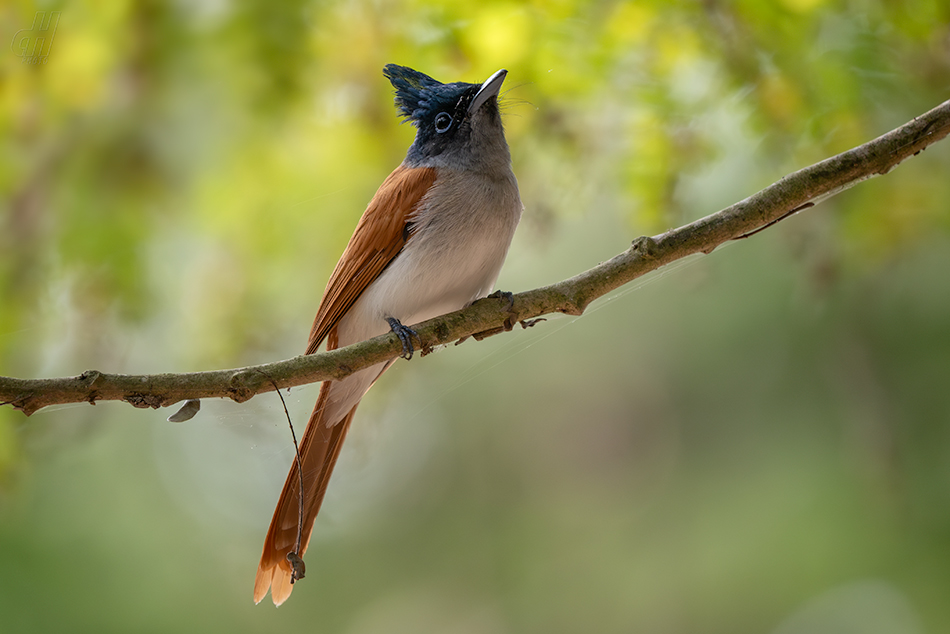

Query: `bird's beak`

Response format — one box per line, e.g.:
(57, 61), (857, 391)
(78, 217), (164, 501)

(468, 69), (507, 114)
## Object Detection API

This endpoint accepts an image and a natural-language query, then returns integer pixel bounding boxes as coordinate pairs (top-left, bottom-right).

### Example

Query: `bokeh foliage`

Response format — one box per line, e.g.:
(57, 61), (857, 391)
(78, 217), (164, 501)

(2, 1), (950, 632)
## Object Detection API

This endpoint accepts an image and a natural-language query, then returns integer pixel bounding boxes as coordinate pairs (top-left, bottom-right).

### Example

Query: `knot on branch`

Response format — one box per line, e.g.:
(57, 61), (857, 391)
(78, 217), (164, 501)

(432, 320), (451, 343)
(631, 236), (658, 260)
(227, 372), (256, 403)
(79, 369), (105, 405)
(125, 393), (165, 409)
(333, 364), (353, 379)
(79, 369), (104, 386)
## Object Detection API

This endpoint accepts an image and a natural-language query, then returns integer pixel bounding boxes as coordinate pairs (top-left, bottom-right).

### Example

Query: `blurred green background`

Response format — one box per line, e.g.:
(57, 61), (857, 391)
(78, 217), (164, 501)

(2, 0), (950, 632)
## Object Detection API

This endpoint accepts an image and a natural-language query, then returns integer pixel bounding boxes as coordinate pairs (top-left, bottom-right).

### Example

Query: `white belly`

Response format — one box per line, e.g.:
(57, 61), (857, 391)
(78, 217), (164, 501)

(321, 168), (522, 425)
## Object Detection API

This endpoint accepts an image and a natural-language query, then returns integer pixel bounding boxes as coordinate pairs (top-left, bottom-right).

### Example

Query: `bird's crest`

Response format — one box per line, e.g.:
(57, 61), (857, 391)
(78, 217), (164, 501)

(383, 64), (468, 126)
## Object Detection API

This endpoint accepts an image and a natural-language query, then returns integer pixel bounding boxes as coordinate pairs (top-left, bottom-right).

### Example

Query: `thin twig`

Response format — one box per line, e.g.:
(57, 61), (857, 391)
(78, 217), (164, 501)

(732, 202), (815, 241)
(257, 372), (306, 582)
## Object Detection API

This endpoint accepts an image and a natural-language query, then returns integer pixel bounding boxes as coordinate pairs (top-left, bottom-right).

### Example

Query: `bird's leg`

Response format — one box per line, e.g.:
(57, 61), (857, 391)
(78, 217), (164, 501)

(387, 317), (419, 360)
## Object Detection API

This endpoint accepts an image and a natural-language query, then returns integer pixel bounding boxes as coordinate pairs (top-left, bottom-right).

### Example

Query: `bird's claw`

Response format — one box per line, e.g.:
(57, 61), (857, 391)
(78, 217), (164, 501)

(387, 317), (419, 360)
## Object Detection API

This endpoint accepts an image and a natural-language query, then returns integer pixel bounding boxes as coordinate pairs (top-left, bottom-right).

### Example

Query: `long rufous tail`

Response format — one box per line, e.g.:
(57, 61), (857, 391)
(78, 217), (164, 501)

(253, 382), (357, 606)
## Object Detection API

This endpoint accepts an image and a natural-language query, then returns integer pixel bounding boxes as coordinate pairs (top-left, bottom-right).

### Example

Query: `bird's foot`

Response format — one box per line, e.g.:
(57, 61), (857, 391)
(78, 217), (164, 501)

(387, 317), (419, 360)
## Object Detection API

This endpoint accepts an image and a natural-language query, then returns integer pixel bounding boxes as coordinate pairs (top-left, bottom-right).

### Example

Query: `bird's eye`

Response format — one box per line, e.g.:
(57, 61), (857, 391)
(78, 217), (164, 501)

(434, 112), (453, 133)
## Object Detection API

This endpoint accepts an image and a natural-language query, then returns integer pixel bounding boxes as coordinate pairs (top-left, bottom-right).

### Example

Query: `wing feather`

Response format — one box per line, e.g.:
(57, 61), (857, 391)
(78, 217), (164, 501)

(305, 165), (437, 354)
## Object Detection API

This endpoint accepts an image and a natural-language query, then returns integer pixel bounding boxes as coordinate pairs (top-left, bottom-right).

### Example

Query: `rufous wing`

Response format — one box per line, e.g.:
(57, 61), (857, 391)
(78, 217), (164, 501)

(305, 164), (437, 354)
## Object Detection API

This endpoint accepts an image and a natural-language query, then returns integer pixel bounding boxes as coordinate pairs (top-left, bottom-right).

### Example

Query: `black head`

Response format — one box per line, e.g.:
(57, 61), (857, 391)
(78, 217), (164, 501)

(383, 64), (510, 170)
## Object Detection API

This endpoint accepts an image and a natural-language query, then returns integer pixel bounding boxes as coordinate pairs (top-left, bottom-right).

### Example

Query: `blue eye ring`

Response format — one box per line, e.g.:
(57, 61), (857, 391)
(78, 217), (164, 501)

(434, 112), (453, 133)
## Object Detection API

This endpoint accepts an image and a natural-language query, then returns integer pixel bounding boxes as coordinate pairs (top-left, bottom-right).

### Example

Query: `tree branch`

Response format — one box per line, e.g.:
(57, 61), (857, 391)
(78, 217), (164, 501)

(3, 99), (949, 417)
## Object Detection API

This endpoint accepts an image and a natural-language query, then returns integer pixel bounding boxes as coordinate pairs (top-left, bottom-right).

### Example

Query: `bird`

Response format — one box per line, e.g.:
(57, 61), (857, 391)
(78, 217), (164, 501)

(253, 64), (523, 605)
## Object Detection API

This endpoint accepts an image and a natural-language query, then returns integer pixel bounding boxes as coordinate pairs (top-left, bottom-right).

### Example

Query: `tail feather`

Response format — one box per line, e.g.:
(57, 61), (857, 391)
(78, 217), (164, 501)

(253, 382), (357, 606)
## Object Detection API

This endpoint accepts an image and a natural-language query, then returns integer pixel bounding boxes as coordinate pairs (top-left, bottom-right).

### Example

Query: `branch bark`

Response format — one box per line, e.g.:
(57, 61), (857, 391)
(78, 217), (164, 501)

(3, 99), (950, 417)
